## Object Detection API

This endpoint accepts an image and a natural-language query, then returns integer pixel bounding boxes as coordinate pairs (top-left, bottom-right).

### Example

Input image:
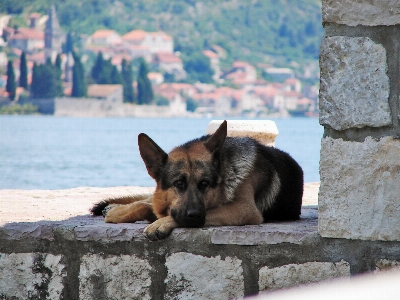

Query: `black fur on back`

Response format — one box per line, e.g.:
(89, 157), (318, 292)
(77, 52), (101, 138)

(254, 142), (303, 221)
(90, 200), (110, 215)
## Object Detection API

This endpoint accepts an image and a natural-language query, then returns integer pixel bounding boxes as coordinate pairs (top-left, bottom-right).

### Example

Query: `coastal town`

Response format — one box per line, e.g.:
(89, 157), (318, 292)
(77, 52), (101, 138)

(0, 6), (319, 117)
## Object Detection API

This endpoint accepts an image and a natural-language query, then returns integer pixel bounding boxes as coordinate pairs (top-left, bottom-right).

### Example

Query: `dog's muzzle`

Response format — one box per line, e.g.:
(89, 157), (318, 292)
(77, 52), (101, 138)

(172, 208), (205, 228)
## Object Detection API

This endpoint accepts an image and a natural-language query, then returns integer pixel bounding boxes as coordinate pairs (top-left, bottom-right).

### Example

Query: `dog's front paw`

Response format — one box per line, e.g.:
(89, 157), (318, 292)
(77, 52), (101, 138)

(143, 216), (178, 241)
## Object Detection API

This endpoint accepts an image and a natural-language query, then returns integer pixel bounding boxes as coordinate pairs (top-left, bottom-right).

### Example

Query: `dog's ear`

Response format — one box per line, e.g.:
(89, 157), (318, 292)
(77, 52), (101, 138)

(138, 133), (168, 180)
(204, 120), (227, 153)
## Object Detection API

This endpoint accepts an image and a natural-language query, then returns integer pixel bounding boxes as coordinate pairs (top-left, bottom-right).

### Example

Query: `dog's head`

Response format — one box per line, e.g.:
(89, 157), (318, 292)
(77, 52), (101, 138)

(138, 121), (227, 227)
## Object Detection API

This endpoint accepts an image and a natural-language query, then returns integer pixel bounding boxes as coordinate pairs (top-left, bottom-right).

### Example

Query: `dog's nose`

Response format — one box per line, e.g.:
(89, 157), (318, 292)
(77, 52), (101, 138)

(187, 209), (204, 220)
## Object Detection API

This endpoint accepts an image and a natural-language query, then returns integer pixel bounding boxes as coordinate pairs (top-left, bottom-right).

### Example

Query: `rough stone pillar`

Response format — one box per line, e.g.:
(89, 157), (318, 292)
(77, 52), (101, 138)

(318, 0), (400, 241)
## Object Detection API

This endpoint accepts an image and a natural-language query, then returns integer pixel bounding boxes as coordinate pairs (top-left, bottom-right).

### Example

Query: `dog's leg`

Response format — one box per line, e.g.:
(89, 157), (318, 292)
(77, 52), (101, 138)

(90, 194), (153, 216)
(104, 199), (157, 223)
(205, 184), (263, 226)
(143, 216), (178, 241)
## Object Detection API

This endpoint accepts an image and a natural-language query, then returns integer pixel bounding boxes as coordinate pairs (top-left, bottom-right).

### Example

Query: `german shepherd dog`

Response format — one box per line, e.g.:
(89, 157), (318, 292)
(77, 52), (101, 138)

(90, 121), (304, 241)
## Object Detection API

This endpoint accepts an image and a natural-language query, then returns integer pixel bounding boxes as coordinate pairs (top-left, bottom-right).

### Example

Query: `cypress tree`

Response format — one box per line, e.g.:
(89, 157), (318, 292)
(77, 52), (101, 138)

(30, 62), (39, 98)
(121, 59), (135, 103)
(71, 52), (87, 97)
(137, 58), (153, 105)
(91, 52), (104, 83)
(55, 54), (62, 72)
(19, 51), (28, 89)
(110, 65), (122, 84)
(6, 60), (16, 100)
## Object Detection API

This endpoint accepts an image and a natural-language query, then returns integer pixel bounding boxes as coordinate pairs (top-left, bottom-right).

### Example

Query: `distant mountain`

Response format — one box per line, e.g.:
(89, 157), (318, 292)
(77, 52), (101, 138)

(1, 0), (323, 66)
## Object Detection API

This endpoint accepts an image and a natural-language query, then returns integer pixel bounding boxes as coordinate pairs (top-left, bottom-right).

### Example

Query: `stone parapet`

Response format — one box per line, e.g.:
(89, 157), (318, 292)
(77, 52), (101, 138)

(322, 0), (400, 26)
(1, 185), (400, 299)
(319, 0), (400, 243)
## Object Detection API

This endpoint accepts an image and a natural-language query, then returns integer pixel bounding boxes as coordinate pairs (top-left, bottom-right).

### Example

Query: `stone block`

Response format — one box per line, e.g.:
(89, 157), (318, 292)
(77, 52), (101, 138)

(165, 252), (244, 300)
(79, 254), (152, 300)
(375, 259), (400, 272)
(206, 120), (278, 146)
(322, 0), (400, 26)
(319, 137), (400, 241)
(319, 36), (391, 131)
(0, 253), (65, 300)
(210, 207), (318, 245)
(259, 260), (350, 291)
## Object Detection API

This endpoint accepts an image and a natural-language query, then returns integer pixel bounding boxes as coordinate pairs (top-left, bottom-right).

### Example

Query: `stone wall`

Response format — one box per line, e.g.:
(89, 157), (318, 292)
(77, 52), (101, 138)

(319, 0), (400, 241)
(21, 98), (188, 117)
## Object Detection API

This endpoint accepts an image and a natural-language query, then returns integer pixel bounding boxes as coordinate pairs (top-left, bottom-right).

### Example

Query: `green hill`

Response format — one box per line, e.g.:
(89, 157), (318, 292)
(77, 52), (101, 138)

(1, 0), (323, 67)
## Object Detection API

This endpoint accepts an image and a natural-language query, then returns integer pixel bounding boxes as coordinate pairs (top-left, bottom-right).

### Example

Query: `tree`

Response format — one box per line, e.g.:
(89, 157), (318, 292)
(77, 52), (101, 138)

(6, 60), (16, 100)
(91, 52), (118, 84)
(91, 52), (104, 83)
(71, 51), (87, 97)
(19, 51), (28, 89)
(30, 61), (63, 98)
(183, 54), (214, 83)
(121, 59), (135, 103)
(110, 65), (122, 84)
(136, 58), (153, 105)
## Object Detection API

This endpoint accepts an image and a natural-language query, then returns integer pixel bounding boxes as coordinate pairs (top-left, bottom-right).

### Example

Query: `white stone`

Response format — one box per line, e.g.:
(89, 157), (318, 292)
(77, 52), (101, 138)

(259, 260), (350, 291)
(322, 0), (400, 26)
(319, 36), (391, 130)
(207, 120), (278, 146)
(0, 253), (65, 299)
(319, 137), (400, 241)
(375, 259), (400, 272)
(165, 252), (244, 300)
(79, 254), (152, 300)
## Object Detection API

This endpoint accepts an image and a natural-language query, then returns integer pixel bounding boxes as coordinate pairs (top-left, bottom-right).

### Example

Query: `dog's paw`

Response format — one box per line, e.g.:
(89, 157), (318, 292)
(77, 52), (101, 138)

(101, 204), (121, 217)
(143, 217), (177, 241)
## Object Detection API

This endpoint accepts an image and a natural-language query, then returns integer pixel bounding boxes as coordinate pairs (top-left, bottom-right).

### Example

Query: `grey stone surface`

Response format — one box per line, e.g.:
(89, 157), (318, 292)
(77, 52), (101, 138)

(319, 137), (400, 241)
(259, 260), (350, 291)
(211, 207), (317, 245)
(322, 0), (400, 26)
(165, 252), (244, 300)
(375, 259), (400, 272)
(79, 254), (152, 300)
(0, 253), (65, 300)
(319, 36), (391, 131)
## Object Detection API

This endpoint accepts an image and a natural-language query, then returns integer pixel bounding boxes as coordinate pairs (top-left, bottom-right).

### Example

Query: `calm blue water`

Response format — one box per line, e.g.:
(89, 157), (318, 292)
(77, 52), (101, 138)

(0, 116), (323, 189)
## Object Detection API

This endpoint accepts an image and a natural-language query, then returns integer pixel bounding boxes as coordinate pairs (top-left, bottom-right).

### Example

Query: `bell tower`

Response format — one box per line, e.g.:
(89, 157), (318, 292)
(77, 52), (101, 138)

(44, 5), (63, 62)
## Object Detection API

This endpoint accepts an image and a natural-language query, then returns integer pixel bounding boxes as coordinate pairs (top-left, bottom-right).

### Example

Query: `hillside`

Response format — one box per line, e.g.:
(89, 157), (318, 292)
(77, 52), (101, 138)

(1, 0), (323, 67)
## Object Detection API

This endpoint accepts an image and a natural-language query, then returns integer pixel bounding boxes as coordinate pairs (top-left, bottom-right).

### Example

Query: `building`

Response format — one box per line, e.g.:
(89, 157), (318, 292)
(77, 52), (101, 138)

(203, 50), (220, 81)
(7, 28), (44, 54)
(44, 5), (64, 62)
(152, 52), (186, 80)
(122, 29), (173, 54)
(87, 84), (123, 103)
(87, 29), (122, 46)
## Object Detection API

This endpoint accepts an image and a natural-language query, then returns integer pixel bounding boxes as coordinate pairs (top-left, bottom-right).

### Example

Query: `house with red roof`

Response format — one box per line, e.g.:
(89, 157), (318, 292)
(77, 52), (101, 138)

(152, 52), (186, 80)
(87, 29), (122, 46)
(203, 50), (220, 81)
(7, 27), (44, 54)
(122, 29), (173, 54)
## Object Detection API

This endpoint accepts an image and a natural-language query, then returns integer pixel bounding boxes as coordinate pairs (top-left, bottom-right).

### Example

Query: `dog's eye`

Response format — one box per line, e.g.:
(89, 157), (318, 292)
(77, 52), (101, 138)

(174, 180), (185, 189)
(199, 179), (210, 190)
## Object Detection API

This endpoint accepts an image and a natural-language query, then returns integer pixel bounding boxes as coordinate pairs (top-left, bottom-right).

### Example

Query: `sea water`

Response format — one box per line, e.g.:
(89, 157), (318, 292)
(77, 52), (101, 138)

(0, 116), (323, 189)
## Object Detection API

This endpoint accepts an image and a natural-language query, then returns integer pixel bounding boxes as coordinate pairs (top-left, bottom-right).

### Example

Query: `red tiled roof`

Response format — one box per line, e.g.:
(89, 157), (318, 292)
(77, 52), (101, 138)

(91, 29), (119, 39)
(203, 50), (218, 59)
(87, 84), (122, 98)
(154, 52), (182, 63)
(10, 28), (44, 40)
